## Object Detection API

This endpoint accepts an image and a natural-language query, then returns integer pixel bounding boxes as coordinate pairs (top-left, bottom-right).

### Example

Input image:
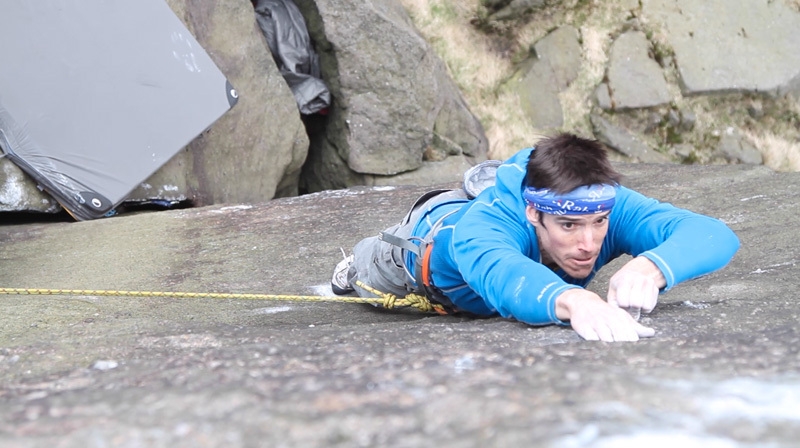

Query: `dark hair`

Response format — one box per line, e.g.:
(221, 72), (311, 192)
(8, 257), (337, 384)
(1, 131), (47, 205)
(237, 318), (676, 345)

(524, 133), (622, 194)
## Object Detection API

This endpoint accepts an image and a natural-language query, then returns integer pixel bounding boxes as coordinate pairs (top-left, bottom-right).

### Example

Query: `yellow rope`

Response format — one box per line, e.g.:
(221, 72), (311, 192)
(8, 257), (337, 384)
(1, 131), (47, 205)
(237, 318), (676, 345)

(354, 281), (446, 314)
(0, 280), (444, 314)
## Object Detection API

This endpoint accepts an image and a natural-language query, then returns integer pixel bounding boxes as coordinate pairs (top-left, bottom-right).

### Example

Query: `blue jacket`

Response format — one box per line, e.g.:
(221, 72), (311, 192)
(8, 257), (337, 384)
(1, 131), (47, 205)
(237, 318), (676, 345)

(406, 147), (740, 325)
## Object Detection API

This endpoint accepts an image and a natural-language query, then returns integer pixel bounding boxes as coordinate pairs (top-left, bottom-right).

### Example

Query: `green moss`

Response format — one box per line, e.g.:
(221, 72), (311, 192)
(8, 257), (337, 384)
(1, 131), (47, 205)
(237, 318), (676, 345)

(666, 126), (683, 144)
(430, 0), (458, 21)
(651, 41), (674, 66)
(680, 151), (699, 165)
(778, 109), (800, 125)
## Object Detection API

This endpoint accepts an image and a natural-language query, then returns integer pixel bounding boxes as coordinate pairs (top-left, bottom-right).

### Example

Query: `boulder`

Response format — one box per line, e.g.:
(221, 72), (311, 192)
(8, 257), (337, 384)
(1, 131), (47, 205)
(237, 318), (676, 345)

(716, 128), (763, 165)
(606, 31), (671, 110)
(642, 0), (800, 96)
(3, 0), (800, 216)
(0, 160), (60, 213)
(294, 0), (488, 192)
(509, 26), (582, 130)
(131, 0), (310, 203)
(591, 114), (672, 163)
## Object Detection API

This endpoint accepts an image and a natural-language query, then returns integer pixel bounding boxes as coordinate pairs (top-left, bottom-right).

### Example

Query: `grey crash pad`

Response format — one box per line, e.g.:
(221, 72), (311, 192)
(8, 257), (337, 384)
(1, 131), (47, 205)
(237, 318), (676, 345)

(0, 0), (237, 220)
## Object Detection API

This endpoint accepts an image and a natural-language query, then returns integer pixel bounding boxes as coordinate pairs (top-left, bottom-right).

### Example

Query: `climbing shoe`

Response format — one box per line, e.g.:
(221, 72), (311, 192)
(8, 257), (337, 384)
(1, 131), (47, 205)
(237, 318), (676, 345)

(331, 252), (355, 295)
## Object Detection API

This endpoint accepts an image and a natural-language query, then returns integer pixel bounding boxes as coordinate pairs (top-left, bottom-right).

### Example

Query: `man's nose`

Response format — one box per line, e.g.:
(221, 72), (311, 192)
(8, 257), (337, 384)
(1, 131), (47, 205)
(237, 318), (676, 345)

(577, 227), (598, 252)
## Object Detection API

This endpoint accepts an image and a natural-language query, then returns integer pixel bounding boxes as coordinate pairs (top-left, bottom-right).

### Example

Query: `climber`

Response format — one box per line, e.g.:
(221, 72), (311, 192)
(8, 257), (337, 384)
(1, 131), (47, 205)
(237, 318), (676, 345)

(331, 133), (740, 342)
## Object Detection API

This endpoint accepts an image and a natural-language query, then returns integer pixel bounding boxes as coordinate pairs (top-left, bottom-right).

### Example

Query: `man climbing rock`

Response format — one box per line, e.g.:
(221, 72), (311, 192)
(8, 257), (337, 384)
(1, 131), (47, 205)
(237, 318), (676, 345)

(331, 133), (740, 342)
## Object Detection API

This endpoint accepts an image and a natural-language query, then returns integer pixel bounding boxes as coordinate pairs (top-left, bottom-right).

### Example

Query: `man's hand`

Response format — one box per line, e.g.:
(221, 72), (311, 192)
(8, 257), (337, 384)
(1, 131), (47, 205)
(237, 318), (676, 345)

(556, 288), (655, 342)
(607, 256), (667, 317)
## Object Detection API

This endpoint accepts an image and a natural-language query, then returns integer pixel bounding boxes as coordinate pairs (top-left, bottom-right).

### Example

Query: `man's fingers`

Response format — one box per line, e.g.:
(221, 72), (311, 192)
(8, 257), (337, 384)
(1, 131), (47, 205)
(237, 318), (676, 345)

(607, 309), (650, 341)
(612, 282), (633, 309)
(635, 322), (656, 338)
(594, 325), (614, 342)
(569, 290), (655, 342)
(577, 317), (643, 342)
(625, 306), (641, 321)
(613, 308), (643, 341)
(610, 324), (639, 342)
(642, 284), (659, 313)
(609, 273), (660, 312)
(606, 288), (617, 307)
(579, 327), (600, 341)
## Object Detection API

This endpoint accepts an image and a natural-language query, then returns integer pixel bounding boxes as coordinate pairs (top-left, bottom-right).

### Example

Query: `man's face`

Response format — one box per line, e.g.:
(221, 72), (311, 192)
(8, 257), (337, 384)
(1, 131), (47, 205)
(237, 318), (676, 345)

(526, 206), (610, 279)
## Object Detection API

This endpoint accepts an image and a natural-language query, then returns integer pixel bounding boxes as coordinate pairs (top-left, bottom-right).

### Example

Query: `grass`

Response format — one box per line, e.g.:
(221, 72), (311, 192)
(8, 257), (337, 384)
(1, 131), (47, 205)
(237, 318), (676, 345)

(745, 130), (800, 172)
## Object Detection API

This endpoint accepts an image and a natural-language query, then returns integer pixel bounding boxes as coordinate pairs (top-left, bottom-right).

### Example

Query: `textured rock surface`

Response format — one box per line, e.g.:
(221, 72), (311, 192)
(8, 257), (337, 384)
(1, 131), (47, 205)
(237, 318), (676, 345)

(2, 162), (800, 446)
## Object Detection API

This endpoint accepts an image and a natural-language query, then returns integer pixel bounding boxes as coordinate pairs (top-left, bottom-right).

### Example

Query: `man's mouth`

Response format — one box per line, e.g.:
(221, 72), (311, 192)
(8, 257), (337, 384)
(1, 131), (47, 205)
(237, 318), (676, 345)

(571, 256), (596, 266)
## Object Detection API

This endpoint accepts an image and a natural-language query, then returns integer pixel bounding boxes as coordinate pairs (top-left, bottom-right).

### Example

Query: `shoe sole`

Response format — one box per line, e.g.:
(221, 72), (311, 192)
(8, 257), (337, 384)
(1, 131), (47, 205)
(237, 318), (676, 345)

(331, 282), (355, 295)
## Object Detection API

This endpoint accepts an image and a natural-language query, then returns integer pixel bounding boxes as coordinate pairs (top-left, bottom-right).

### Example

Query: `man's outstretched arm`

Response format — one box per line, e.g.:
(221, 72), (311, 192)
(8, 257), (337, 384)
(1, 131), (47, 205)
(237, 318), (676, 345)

(609, 187), (740, 291)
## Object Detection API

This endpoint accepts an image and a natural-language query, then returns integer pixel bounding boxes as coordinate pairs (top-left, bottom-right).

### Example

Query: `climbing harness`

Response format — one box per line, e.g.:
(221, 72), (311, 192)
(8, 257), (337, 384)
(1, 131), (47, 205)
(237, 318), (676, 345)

(0, 280), (445, 314)
(377, 188), (469, 315)
(385, 159), (500, 313)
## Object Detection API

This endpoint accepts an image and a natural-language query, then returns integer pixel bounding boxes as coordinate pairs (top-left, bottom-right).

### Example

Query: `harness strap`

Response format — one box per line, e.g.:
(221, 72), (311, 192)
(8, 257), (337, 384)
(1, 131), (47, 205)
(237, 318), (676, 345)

(379, 188), (470, 315)
(400, 189), (454, 226)
(421, 242), (434, 287)
(379, 231), (421, 257)
(412, 239), (463, 315)
(412, 240), (449, 315)
(410, 207), (463, 315)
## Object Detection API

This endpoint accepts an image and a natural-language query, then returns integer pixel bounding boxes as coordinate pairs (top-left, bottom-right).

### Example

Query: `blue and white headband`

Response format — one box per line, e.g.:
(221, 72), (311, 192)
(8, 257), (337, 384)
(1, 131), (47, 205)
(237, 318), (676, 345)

(523, 184), (616, 215)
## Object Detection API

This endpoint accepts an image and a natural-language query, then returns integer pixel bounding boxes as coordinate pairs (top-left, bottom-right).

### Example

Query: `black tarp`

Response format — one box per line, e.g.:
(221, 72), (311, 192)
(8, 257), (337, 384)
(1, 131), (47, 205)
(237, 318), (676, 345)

(254, 0), (331, 115)
(0, 0), (237, 220)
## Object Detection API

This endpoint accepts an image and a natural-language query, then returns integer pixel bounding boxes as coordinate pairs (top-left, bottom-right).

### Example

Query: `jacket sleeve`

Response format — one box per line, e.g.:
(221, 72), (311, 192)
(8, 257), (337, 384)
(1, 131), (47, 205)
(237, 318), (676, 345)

(607, 187), (740, 291)
(450, 199), (577, 326)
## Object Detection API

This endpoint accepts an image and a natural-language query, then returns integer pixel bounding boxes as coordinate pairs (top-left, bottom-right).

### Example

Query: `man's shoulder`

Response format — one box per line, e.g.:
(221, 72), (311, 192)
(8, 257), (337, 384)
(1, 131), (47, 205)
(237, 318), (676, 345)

(612, 185), (651, 204)
(500, 147), (534, 172)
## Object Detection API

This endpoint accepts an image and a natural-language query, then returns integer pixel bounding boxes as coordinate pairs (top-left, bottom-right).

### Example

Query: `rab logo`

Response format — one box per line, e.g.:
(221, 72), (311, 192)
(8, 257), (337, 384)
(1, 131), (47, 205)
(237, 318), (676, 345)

(557, 200), (589, 213)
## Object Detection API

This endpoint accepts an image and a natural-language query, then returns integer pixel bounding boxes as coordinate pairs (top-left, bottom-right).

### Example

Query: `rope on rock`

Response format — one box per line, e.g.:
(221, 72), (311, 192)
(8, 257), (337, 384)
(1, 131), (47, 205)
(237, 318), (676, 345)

(354, 281), (446, 314)
(0, 280), (443, 314)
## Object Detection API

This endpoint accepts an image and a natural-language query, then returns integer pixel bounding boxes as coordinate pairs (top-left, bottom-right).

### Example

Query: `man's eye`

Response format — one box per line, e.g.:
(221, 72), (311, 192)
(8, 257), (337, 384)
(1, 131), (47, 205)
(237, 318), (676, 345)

(562, 222), (574, 229)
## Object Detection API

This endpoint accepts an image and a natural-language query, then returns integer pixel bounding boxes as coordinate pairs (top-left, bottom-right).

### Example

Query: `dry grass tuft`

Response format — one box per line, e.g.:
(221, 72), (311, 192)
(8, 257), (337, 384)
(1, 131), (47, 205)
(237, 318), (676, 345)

(744, 130), (800, 172)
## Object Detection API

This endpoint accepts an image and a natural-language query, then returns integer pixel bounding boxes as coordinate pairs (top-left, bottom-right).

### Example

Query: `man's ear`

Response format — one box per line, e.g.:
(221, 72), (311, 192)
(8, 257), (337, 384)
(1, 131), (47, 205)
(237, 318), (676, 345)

(525, 205), (540, 226)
